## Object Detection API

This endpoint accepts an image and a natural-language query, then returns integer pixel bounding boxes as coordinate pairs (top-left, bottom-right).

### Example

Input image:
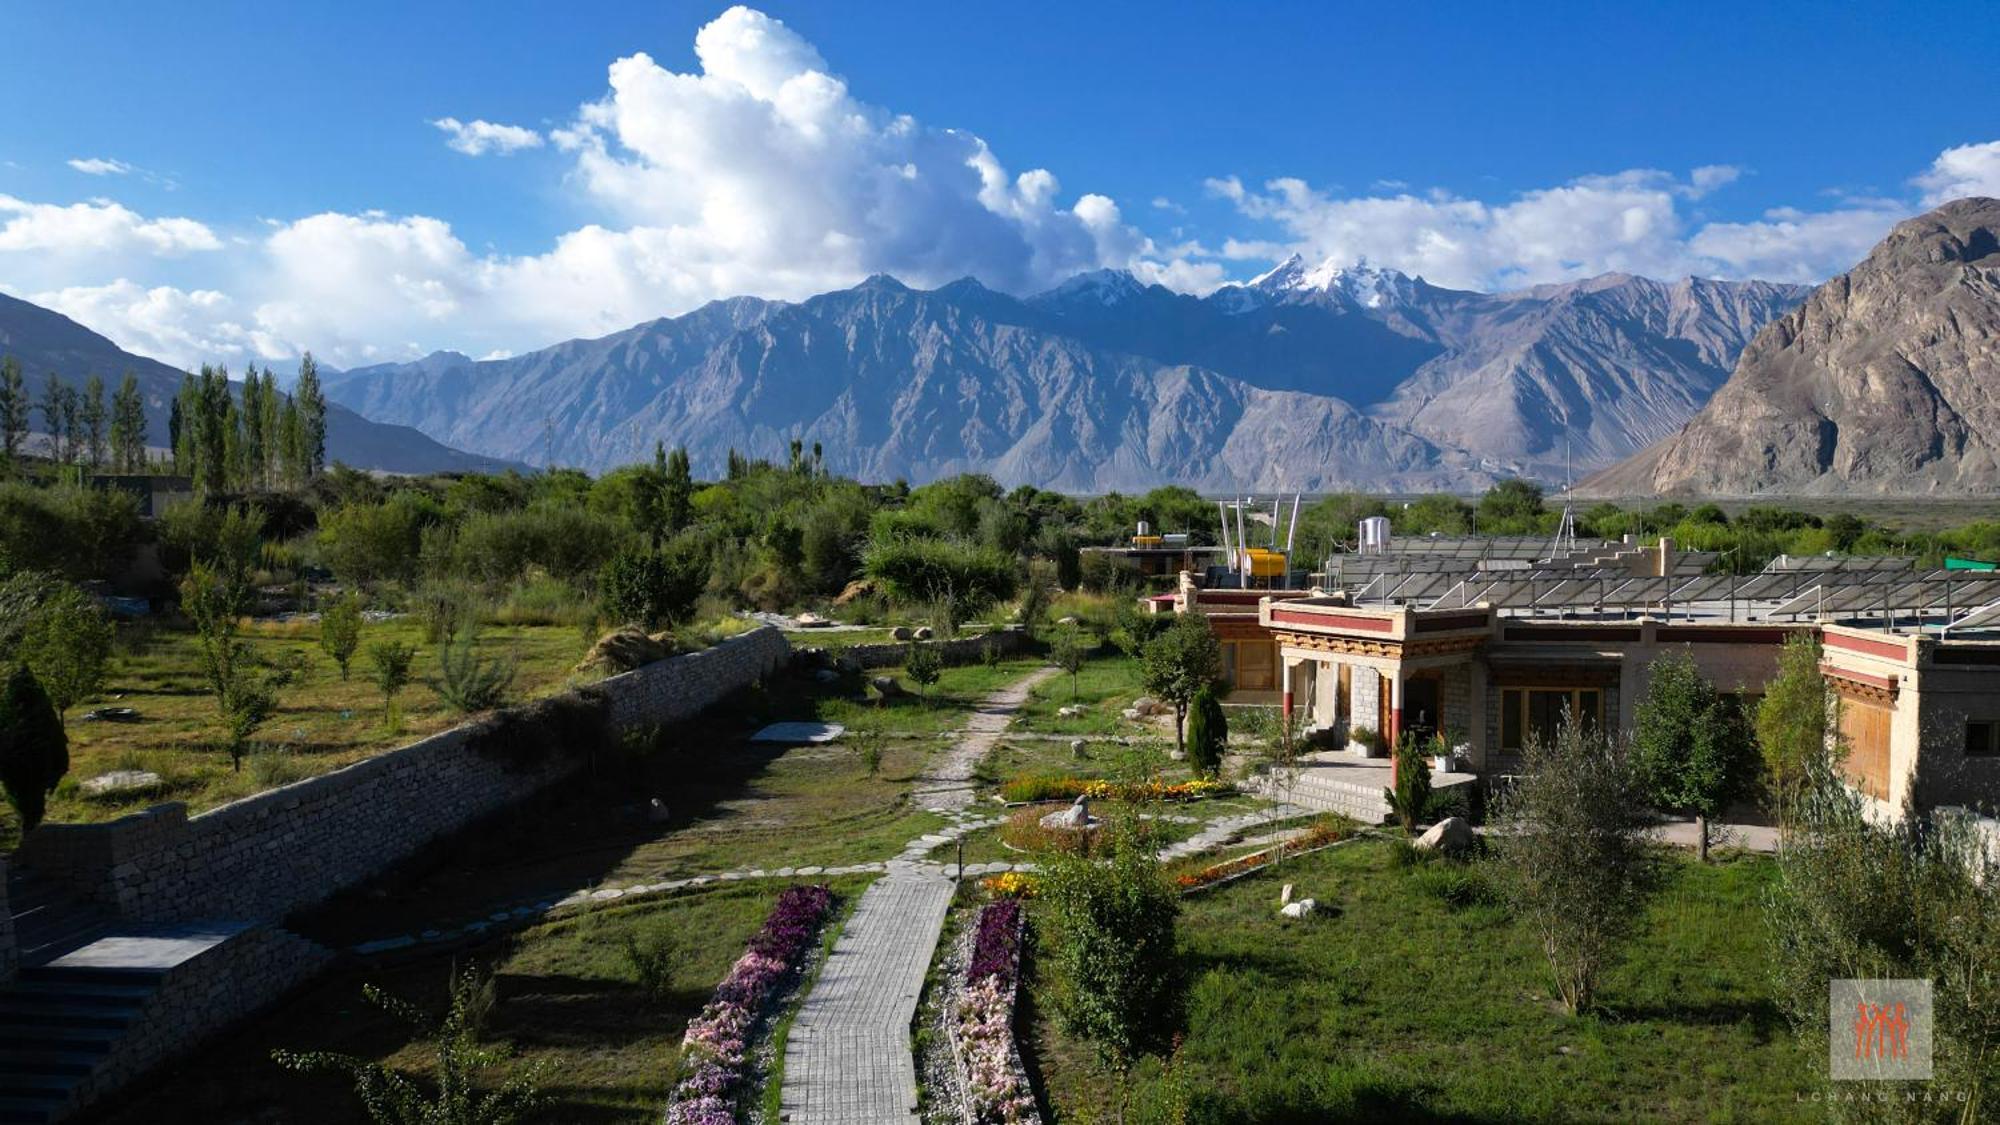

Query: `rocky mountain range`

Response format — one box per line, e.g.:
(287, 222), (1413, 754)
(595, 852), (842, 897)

(1583, 197), (2000, 497)
(0, 292), (512, 475)
(326, 263), (1806, 491)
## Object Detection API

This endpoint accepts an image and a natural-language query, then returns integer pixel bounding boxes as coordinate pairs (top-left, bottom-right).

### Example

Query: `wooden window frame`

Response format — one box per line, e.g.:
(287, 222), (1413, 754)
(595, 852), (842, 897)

(1499, 686), (1605, 752)
(1967, 719), (2000, 758)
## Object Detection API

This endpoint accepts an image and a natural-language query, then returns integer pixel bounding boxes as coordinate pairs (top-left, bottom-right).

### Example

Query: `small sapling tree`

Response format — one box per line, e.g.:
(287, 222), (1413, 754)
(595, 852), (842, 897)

(1049, 621), (1089, 700)
(1185, 684), (1228, 778)
(319, 593), (364, 681)
(368, 640), (418, 732)
(1631, 649), (1759, 861)
(1140, 613), (1221, 759)
(903, 641), (942, 703)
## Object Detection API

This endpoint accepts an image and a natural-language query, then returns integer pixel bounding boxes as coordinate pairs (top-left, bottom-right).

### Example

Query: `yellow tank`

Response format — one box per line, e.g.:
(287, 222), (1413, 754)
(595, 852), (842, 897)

(1245, 549), (1287, 577)
(1132, 535), (1164, 548)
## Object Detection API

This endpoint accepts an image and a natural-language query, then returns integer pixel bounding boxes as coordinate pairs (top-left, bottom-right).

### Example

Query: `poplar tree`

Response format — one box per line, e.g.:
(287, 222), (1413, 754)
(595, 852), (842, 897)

(242, 369), (267, 488)
(110, 372), (146, 472)
(0, 357), (26, 469)
(80, 374), (106, 468)
(258, 369), (281, 485)
(295, 353), (327, 478)
(39, 374), (69, 463)
(172, 372), (198, 475)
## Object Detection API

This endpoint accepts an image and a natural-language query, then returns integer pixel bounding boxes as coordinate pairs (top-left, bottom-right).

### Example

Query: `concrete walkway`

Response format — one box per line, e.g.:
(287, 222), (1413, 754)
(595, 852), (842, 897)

(910, 666), (1061, 811)
(777, 868), (954, 1124)
(779, 666), (1053, 1124)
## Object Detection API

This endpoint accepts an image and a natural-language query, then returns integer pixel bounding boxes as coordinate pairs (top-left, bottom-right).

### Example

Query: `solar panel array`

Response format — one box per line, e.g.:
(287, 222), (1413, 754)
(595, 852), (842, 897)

(1313, 538), (2000, 629)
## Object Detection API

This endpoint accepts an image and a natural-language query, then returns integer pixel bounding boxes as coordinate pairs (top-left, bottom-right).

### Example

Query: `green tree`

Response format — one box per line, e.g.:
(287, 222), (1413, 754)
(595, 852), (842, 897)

(1631, 650), (1759, 861)
(18, 583), (113, 717)
(598, 540), (706, 631)
(863, 538), (1018, 637)
(1140, 613), (1221, 759)
(1490, 717), (1652, 1015)
(319, 594), (365, 680)
(1184, 684), (1228, 778)
(110, 372), (146, 472)
(295, 353), (328, 479)
(1764, 766), (1999, 1118)
(1475, 478), (1547, 534)
(181, 560), (283, 771)
(660, 445), (693, 538)
(1755, 634), (1831, 821)
(79, 374), (106, 468)
(368, 640), (417, 732)
(275, 963), (548, 1125)
(1385, 732), (1435, 835)
(1015, 561), (1053, 639)
(903, 641), (942, 702)
(1039, 816), (1182, 1085)
(40, 374), (75, 464)
(0, 663), (68, 833)
(1049, 621), (1090, 700)
(0, 357), (27, 471)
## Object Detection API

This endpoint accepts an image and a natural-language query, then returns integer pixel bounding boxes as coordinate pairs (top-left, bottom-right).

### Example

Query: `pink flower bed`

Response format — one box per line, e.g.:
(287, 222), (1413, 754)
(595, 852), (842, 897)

(667, 884), (834, 1125)
(953, 899), (1038, 1123)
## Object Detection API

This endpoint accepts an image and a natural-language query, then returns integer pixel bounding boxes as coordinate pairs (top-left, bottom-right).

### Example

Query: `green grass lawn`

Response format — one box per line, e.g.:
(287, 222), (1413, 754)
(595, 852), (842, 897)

(1012, 653), (1148, 736)
(94, 876), (873, 1125)
(16, 618), (593, 841)
(1025, 841), (1816, 1124)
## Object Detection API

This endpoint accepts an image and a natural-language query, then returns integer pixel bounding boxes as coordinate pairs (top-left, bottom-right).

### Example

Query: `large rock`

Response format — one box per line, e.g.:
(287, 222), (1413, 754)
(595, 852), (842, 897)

(576, 626), (671, 674)
(890, 625), (916, 641)
(1279, 898), (1317, 919)
(1414, 816), (1475, 854)
(80, 770), (162, 797)
(870, 675), (907, 700)
(832, 579), (876, 606)
(1584, 197), (2000, 496)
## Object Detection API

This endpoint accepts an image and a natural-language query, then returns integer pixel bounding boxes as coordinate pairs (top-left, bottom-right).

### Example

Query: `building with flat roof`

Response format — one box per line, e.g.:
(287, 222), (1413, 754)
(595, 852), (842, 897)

(1164, 532), (2000, 820)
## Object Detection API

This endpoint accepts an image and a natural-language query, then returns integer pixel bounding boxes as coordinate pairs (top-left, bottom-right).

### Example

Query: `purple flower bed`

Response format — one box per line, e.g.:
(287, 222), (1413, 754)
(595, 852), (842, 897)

(954, 900), (1037, 1123)
(666, 884), (834, 1125)
(967, 898), (1022, 985)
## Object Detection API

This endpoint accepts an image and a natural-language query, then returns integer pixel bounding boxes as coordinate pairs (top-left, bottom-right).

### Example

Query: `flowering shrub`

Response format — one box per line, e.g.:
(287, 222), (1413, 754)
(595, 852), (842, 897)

(954, 901), (1037, 1123)
(981, 871), (1036, 899)
(1000, 774), (1234, 804)
(1173, 820), (1354, 890)
(666, 884), (834, 1125)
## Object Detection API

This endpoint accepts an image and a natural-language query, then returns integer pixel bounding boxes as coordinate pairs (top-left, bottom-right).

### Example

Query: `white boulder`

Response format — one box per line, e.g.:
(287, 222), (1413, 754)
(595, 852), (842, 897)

(1414, 816), (1475, 853)
(1279, 898), (1317, 919)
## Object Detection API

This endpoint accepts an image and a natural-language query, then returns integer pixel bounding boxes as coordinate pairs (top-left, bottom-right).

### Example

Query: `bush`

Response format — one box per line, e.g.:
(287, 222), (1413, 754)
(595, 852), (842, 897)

(1384, 734), (1434, 834)
(490, 573), (597, 628)
(863, 538), (1017, 635)
(621, 927), (682, 1003)
(599, 540), (706, 631)
(1039, 817), (1182, 1071)
(0, 663), (68, 832)
(315, 496), (430, 586)
(1185, 685), (1227, 778)
(413, 579), (485, 644)
(435, 631), (516, 714)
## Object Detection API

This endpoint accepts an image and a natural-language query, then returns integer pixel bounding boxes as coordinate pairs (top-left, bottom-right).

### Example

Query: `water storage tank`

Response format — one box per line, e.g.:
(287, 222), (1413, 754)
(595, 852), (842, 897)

(1359, 516), (1391, 554)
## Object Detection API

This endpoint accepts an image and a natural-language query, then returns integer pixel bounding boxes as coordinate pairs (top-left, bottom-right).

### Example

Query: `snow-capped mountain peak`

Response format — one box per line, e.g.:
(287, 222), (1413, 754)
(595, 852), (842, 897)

(1248, 253), (1416, 308)
(1042, 268), (1146, 307)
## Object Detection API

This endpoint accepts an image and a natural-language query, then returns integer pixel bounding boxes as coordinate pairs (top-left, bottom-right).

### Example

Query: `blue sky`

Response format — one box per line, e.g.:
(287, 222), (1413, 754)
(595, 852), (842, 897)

(2, 1), (1997, 370)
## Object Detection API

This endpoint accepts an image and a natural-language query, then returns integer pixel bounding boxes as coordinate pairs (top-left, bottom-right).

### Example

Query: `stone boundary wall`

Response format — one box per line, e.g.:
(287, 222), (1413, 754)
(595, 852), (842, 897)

(19, 626), (791, 926)
(61, 924), (336, 1119)
(807, 625), (1027, 670)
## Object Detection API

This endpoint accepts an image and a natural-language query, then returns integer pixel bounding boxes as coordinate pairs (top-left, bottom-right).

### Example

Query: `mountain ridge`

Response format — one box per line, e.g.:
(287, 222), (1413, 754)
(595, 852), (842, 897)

(1582, 197), (2000, 497)
(320, 260), (1809, 489)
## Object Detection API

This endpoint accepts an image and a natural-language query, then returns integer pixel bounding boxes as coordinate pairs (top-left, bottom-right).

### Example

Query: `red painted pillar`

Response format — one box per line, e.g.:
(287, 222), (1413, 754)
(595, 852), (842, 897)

(1387, 672), (1404, 787)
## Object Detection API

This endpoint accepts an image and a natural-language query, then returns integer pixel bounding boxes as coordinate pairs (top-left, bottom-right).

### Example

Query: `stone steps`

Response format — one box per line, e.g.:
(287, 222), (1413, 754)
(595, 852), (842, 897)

(0, 961), (161, 1124)
(7, 872), (112, 971)
(1249, 772), (1391, 824)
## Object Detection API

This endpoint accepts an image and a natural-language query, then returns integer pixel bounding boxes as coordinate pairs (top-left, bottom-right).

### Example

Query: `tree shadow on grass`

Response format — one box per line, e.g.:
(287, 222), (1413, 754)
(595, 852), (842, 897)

(1596, 995), (1788, 1040)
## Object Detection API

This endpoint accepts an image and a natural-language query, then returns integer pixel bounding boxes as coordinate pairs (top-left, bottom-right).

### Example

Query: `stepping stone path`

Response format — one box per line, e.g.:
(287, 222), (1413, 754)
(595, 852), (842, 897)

(1154, 805), (1310, 863)
(910, 666), (1061, 811)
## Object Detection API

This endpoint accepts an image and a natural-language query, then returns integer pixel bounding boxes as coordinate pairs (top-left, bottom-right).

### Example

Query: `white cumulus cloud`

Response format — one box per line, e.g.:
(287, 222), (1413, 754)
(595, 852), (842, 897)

(431, 117), (544, 156)
(1915, 141), (2000, 207)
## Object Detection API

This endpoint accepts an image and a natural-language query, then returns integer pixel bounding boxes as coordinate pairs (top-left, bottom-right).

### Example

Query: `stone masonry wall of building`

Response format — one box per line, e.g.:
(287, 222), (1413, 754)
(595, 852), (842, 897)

(18, 627), (791, 926)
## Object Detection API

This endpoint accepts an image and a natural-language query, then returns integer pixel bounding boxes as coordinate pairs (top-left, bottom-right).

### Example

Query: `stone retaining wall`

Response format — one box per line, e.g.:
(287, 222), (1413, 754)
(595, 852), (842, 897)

(805, 625), (1027, 670)
(19, 626), (790, 925)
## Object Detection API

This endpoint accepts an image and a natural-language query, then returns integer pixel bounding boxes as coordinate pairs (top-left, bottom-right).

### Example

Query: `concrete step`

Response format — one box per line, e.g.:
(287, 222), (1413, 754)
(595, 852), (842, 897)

(0, 1050), (100, 1080)
(3, 980), (155, 1008)
(0, 1094), (62, 1125)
